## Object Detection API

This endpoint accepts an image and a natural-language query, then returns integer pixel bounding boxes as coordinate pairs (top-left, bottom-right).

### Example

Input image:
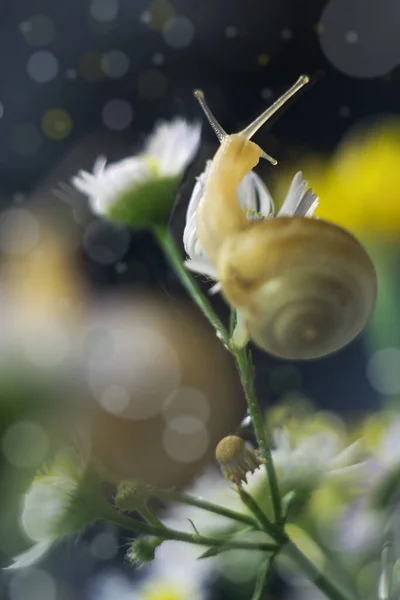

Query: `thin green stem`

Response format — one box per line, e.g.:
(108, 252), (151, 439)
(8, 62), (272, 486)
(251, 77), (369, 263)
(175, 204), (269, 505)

(104, 508), (278, 553)
(146, 486), (259, 529)
(153, 227), (281, 522)
(283, 541), (355, 600)
(233, 347), (282, 524)
(136, 504), (165, 529)
(238, 487), (283, 541)
(153, 226), (230, 345)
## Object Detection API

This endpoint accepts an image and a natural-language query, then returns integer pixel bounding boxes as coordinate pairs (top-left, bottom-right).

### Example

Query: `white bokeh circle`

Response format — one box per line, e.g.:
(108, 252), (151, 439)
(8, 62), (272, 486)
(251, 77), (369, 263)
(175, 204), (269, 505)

(162, 416), (209, 463)
(101, 98), (134, 131)
(2, 421), (49, 468)
(27, 50), (59, 82)
(367, 347), (400, 395)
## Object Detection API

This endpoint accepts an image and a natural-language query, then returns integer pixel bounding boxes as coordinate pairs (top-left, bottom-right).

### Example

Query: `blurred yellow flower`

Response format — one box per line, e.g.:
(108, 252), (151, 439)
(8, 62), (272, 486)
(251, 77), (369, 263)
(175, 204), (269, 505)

(275, 119), (400, 237)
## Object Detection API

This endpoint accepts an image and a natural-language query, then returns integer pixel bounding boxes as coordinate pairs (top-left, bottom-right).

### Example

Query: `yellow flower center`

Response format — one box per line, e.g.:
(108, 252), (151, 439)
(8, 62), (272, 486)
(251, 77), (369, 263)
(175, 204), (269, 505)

(140, 580), (191, 600)
(142, 155), (160, 176)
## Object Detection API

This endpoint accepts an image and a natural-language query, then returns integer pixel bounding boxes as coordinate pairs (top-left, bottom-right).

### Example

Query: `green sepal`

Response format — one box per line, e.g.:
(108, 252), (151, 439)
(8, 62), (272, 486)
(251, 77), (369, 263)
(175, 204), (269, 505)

(127, 537), (163, 568)
(108, 175), (181, 227)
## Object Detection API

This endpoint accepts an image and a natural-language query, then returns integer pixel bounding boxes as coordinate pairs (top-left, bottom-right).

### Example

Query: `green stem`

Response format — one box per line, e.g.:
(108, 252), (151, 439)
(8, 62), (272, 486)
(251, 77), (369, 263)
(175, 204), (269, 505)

(379, 524), (394, 600)
(233, 347), (282, 525)
(153, 226), (230, 345)
(146, 486), (259, 529)
(283, 542), (355, 600)
(238, 487), (283, 541)
(104, 509), (278, 553)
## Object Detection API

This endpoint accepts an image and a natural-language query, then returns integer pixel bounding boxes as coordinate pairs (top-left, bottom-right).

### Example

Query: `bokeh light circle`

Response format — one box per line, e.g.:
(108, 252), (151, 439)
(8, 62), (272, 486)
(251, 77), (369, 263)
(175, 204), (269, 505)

(99, 385), (131, 415)
(101, 50), (130, 78)
(162, 417), (209, 463)
(225, 26), (237, 38)
(82, 221), (130, 264)
(78, 52), (104, 82)
(163, 16), (195, 49)
(367, 347), (400, 395)
(91, 531), (118, 560)
(163, 387), (210, 423)
(87, 324), (181, 420)
(319, 0), (400, 78)
(9, 568), (57, 600)
(101, 98), (134, 131)
(152, 52), (165, 65)
(90, 0), (119, 22)
(20, 15), (55, 46)
(2, 422), (49, 468)
(27, 50), (59, 82)
(23, 320), (70, 368)
(41, 109), (73, 140)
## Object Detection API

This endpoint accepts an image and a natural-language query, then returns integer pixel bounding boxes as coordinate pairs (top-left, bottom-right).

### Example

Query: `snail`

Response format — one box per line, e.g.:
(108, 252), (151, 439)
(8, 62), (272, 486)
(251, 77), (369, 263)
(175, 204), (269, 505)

(193, 76), (377, 360)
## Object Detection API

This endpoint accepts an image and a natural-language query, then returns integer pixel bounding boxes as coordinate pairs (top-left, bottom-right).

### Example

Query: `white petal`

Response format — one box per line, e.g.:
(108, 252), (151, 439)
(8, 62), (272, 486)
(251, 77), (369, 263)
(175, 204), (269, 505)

(294, 188), (319, 217)
(277, 171), (307, 217)
(184, 259), (218, 280)
(6, 541), (53, 570)
(143, 118), (202, 176)
(21, 475), (76, 542)
(237, 171), (273, 217)
(237, 172), (257, 213)
(72, 157), (152, 216)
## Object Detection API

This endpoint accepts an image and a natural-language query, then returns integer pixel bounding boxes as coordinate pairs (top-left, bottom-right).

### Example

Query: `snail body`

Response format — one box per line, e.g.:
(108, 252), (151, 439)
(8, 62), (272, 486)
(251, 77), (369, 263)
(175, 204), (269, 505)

(194, 77), (377, 359)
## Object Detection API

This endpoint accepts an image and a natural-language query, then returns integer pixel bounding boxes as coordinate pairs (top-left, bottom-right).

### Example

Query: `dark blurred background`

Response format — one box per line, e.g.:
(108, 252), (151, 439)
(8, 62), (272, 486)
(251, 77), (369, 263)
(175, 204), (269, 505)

(1, 0), (400, 597)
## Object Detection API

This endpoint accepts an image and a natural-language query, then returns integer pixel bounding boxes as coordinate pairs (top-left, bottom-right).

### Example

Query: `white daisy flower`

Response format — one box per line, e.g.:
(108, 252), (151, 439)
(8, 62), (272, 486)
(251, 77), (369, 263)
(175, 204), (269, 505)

(92, 535), (212, 600)
(271, 428), (365, 495)
(8, 447), (97, 569)
(183, 167), (318, 293)
(72, 118), (201, 223)
(334, 416), (400, 554)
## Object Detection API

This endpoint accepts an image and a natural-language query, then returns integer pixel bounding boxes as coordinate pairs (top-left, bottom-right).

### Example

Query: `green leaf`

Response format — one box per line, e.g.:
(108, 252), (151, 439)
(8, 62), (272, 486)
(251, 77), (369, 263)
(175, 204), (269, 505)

(198, 546), (222, 559)
(252, 556), (273, 600)
(197, 545), (235, 559)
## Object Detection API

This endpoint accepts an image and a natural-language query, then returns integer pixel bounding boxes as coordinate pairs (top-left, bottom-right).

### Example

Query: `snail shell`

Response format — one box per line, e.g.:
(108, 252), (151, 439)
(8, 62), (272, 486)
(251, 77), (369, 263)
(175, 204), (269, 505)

(218, 216), (377, 360)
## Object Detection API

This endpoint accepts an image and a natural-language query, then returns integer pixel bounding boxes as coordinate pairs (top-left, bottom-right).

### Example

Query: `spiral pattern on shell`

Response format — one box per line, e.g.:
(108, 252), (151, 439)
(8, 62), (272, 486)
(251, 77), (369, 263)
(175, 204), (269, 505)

(218, 216), (377, 360)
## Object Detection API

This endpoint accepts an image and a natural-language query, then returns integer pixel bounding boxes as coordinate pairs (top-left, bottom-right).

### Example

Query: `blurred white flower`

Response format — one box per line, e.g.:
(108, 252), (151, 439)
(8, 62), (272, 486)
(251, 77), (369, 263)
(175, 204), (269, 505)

(272, 428), (365, 495)
(72, 118), (201, 220)
(8, 447), (96, 569)
(183, 168), (318, 293)
(92, 535), (212, 600)
(335, 416), (400, 554)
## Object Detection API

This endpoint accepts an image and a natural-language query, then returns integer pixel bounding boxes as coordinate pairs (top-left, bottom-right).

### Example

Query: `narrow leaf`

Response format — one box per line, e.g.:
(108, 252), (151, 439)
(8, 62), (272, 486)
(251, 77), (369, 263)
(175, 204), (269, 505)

(252, 556), (273, 600)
